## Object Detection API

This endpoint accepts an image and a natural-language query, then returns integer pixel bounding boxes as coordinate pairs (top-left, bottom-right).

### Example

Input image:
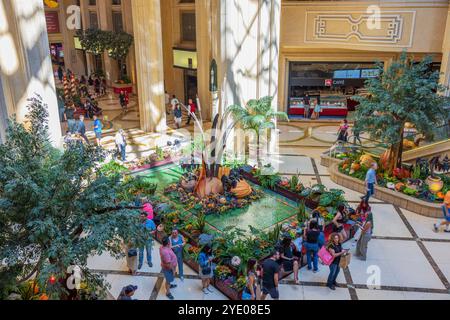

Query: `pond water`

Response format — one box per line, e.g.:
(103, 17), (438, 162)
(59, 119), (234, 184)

(135, 164), (300, 232)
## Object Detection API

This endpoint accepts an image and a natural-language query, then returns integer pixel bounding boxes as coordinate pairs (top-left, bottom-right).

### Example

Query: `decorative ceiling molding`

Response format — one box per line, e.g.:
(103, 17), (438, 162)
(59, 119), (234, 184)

(304, 10), (416, 47)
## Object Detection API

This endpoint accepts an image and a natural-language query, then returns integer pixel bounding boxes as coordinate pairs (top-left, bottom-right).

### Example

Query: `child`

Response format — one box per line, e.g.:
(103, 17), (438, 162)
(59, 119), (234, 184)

(434, 191), (450, 233)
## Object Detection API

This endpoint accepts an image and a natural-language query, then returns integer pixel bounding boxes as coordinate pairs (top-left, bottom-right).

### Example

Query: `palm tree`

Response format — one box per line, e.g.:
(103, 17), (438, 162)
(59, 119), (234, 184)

(229, 96), (288, 168)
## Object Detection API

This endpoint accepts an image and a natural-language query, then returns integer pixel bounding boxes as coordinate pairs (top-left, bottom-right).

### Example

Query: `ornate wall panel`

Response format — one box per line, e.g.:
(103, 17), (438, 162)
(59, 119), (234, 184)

(305, 11), (416, 47)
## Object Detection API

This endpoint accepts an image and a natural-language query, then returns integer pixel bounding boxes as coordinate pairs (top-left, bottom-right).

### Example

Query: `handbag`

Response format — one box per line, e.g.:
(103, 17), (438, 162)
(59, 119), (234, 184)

(339, 252), (352, 269)
(318, 246), (334, 266)
(201, 266), (212, 275)
(241, 290), (252, 300)
(353, 227), (362, 241)
(127, 249), (137, 257)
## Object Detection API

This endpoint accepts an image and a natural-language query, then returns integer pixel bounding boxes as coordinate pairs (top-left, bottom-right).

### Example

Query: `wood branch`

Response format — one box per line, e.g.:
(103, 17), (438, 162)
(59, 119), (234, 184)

(16, 258), (42, 284)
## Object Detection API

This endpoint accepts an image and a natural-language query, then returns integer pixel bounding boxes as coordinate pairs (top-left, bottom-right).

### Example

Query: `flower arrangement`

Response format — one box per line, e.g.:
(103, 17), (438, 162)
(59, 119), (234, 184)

(231, 256), (241, 267)
(338, 153), (450, 203)
(231, 276), (247, 291)
(214, 265), (233, 280)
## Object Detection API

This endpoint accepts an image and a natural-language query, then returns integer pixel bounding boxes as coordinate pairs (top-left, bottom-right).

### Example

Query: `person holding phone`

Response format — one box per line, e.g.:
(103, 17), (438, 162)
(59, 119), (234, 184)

(326, 233), (349, 290)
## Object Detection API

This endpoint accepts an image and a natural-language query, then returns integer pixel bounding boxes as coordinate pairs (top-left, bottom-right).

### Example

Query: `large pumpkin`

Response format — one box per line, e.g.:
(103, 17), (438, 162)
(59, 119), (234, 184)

(351, 162), (361, 171)
(231, 180), (253, 199)
(360, 155), (375, 168)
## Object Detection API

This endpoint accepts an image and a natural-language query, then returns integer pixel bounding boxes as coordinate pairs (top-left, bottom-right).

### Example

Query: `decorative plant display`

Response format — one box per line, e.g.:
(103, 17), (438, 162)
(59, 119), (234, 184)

(77, 29), (134, 80)
(352, 52), (449, 175)
(99, 160), (129, 177)
(229, 96), (288, 168)
(117, 176), (157, 202)
(337, 153), (450, 203)
(164, 167), (265, 216)
(128, 147), (176, 169)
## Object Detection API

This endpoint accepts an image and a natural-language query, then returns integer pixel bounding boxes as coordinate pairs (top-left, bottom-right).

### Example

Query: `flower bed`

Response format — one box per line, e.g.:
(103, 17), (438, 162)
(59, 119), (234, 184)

(139, 162), (358, 300)
(336, 152), (449, 204)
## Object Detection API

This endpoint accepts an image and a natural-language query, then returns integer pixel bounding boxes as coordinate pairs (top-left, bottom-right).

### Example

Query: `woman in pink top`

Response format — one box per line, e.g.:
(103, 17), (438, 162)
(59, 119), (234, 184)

(337, 119), (349, 142)
(160, 236), (178, 300)
(143, 203), (154, 220)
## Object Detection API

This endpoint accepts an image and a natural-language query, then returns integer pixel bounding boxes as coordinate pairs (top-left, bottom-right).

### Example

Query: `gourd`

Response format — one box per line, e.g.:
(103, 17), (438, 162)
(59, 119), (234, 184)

(360, 155), (375, 168)
(395, 182), (405, 192)
(351, 162), (361, 171)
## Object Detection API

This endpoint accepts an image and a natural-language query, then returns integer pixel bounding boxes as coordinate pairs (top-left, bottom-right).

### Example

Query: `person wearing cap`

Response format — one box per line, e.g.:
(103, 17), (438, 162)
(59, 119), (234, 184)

(117, 285), (138, 300)
(170, 228), (186, 281)
(160, 236), (178, 300)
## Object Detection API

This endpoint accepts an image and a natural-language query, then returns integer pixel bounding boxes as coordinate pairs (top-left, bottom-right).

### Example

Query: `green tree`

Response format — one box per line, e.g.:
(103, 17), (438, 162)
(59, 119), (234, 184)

(106, 31), (134, 81)
(229, 96), (288, 167)
(353, 53), (449, 174)
(77, 29), (133, 81)
(0, 96), (145, 300)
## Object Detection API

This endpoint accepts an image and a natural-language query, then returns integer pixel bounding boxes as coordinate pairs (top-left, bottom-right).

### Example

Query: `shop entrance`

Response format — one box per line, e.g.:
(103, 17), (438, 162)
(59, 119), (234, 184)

(50, 43), (64, 67)
(287, 62), (380, 118)
(184, 69), (197, 104)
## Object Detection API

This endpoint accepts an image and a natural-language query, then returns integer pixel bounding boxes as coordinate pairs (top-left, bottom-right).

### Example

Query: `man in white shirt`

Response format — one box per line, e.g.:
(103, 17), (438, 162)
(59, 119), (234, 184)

(115, 129), (127, 162)
(165, 91), (170, 115)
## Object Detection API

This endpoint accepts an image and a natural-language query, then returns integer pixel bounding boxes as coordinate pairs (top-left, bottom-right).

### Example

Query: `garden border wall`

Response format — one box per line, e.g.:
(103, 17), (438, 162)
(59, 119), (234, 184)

(321, 155), (443, 218)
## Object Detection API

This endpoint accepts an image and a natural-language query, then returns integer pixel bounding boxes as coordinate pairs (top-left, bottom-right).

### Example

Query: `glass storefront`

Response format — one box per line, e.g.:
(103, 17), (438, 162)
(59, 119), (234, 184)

(287, 61), (380, 118)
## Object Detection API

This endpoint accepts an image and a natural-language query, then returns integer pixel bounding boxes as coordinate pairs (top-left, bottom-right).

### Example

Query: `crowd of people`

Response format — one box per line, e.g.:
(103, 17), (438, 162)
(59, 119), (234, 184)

(116, 190), (377, 301)
(165, 92), (198, 129)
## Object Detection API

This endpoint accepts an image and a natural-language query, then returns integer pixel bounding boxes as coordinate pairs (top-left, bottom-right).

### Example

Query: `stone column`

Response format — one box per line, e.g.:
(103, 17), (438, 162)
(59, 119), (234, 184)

(131, 0), (166, 132)
(122, 0), (137, 94)
(0, 0), (62, 145)
(219, 0), (281, 108)
(0, 76), (7, 143)
(196, 0), (212, 121)
(98, 0), (118, 84)
(60, 0), (87, 77)
(440, 6), (450, 96)
(218, 0), (281, 161)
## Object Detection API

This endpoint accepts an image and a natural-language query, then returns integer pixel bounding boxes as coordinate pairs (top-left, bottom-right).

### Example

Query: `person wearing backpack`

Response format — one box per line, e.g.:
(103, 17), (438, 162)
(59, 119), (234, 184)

(123, 241), (138, 275)
(326, 233), (349, 290)
(303, 219), (321, 273)
(198, 245), (214, 294)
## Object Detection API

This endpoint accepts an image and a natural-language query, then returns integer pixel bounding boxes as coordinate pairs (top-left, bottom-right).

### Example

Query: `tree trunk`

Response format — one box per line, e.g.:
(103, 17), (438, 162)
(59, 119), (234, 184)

(256, 132), (262, 168)
(387, 123), (405, 175)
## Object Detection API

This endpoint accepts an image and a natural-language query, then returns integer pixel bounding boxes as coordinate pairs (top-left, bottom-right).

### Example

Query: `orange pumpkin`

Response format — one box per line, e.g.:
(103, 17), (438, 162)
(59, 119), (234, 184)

(360, 155), (375, 168)
(395, 182), (405, 192)
(342, 163), (349, 170)
(39, 294), (49, 300)
(437, 192), (445, 200)
(351, 162), (361, 171)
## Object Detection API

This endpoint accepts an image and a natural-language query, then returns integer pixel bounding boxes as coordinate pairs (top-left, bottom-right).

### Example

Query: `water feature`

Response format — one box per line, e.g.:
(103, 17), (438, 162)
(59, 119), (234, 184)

(135, 164), (300, 232)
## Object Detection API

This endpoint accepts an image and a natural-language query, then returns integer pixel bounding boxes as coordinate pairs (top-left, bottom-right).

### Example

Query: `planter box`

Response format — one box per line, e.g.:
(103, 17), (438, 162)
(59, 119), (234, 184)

(320, 154), (342, 168)
(213, 278), (241, 300)
(184, 259), (200, 273)
(240, 170), (319, 210)
(112, 83), (133, 94)
(329, 162), (443, 218)
(129, 157), (179, 173)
